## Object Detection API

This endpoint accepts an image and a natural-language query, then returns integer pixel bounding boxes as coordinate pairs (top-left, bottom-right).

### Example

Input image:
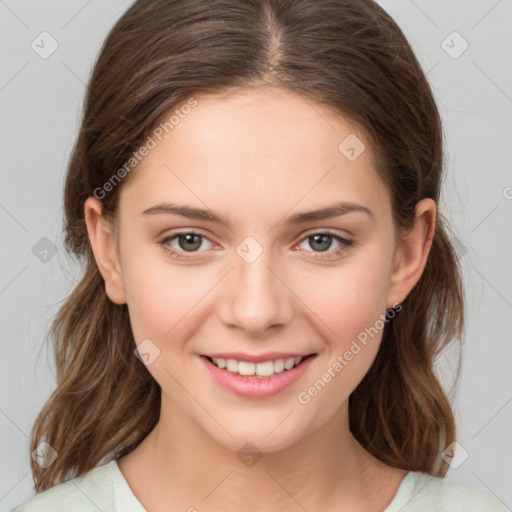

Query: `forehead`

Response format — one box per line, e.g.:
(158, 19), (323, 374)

(120, 87), (389, 222)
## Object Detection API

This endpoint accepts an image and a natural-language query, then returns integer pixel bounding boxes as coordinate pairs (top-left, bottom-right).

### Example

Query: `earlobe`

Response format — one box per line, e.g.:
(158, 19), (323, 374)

(84, 197), (127, 305)
(386, 198), (436, 308)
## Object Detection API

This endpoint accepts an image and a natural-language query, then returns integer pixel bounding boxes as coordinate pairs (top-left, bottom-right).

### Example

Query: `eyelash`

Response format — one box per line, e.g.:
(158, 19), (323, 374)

(158, 230), (354, 261)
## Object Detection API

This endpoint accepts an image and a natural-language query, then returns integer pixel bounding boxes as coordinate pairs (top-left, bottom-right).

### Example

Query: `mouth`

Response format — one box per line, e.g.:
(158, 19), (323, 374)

(203, 354), (314, 377)
(200, 353), (317, 398)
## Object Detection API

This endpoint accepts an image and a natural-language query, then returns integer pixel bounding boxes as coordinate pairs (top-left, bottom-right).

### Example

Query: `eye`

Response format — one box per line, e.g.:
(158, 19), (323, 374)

(159, 231), (214, 260)
(296, 230), (353, 259)
(159, 229), (354, 261)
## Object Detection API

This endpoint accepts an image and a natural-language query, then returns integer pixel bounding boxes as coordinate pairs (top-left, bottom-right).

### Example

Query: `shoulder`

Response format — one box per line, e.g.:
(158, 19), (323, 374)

(386, 470), (509, 512)
(11, 460), (117, 512)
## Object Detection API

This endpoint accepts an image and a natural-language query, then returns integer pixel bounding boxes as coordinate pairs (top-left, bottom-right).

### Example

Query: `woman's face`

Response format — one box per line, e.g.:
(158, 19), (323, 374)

(90, 87), (413, 453)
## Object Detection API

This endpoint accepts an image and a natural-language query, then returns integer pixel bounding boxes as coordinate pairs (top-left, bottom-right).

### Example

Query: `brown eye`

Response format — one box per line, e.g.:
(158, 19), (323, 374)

(297, 231), (353, 259)
(308, 233), (334, 252)
(159, 231), (214, 260)
(176, 233), (203, 252)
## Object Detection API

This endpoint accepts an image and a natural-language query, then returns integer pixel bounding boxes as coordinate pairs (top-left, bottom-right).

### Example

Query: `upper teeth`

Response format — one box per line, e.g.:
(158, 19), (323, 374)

(211, 356), (303, 377)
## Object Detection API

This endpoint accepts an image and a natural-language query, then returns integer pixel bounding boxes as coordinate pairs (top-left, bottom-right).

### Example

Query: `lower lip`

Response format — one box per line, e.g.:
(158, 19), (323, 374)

(200, 355), (316, 399)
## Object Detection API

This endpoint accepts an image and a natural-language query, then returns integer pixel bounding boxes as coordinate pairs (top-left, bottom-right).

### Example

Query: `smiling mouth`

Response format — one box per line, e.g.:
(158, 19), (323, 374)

(203, 354), (316, 378)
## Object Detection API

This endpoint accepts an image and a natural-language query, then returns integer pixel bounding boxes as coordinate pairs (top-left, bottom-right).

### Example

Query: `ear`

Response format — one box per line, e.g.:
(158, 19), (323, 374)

(84, 196), (127, 305)
(386, 198), (436, 308)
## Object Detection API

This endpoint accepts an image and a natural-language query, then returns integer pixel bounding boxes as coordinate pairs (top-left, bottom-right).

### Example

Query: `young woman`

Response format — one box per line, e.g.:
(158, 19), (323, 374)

(13, 0), (507, 510)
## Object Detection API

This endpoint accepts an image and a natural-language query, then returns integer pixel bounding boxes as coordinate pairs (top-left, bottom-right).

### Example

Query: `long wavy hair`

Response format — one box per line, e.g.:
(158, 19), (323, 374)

(30, 0), (464, 491)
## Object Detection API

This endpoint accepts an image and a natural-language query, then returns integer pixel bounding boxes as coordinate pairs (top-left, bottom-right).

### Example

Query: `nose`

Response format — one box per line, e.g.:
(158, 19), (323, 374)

(218, 246), (294, 336)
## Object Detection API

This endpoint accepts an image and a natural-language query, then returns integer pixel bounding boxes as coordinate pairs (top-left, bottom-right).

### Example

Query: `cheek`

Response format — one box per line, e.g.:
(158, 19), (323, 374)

(120, 243), (207, 345)
(292, 252), (392, 406)
(297, 255), (392, 343)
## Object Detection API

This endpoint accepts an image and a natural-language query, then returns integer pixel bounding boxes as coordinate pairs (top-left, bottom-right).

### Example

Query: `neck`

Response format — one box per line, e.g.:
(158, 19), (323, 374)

(120, 395), (401, 512)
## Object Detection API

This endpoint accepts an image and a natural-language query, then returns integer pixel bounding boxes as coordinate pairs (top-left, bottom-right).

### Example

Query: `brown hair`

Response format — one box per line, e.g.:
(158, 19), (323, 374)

(30, 0), (464, 491)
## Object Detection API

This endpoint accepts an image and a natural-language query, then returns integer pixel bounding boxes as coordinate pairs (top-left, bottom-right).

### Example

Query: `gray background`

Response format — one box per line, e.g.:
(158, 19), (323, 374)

(1, 0), (511, 510)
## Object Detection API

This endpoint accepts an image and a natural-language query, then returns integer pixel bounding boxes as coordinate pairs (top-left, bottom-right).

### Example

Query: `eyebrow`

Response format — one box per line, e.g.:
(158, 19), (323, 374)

(141, 201), (374, 227)
(142, 202), (375, 227)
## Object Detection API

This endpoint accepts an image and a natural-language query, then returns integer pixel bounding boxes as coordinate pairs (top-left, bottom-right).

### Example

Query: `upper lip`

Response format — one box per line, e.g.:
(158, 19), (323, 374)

(202, 352), (316, 363)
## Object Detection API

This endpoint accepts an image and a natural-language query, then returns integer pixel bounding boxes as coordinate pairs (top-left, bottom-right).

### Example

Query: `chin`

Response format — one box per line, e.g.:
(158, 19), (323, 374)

(202, 412), (314, 456)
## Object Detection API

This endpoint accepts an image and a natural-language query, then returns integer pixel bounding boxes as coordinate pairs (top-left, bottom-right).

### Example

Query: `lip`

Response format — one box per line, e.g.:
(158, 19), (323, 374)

(200, 353), (317, 399)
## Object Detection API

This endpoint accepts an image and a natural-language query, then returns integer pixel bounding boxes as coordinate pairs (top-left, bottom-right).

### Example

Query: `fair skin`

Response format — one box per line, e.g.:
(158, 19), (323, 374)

(85, 86), (435, 512)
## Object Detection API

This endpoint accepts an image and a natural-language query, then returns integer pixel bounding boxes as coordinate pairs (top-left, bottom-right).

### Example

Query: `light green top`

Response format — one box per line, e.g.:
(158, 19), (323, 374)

(12, 459), (509, 511)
